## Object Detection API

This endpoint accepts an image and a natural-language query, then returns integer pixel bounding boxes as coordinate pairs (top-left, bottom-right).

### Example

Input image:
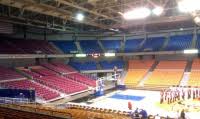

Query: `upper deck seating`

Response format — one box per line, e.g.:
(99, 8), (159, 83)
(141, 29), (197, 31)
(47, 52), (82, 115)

(0, 39), (25, 54)
(165, 34), (192, 51)
(52, 40), (77, 53)
(0, 37), (59, 54)
(142, 37), (165, 51)
(101, 40), (121, 53)
(124, 39), (143, 52)
(51, 62), (76, 72)
(68, 61), (97, 71)
(79, 40), (102, 53)
(99, 60), (124, 69)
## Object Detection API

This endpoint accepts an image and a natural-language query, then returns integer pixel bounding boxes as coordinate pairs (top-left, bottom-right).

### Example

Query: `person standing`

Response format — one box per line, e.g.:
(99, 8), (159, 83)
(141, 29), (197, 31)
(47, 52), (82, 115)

(180, 109), (185, 119)
(128, 101), (132, 110)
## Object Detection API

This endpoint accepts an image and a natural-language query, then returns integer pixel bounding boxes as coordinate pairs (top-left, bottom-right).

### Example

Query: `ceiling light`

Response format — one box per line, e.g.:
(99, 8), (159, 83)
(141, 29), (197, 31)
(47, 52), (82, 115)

(109, 28), (119, 32)
(123, 7), (151, 20)
(178, 0), (200, 13)
(194, 16), (200, 23)
(76, 13), (84, 21)
(152, 7), (163, 16)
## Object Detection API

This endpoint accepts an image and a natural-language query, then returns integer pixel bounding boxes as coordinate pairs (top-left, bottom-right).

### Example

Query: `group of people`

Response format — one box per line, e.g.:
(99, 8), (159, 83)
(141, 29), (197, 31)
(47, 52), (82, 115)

(129, 108), (148, 119)
(160, 86), (200, 104)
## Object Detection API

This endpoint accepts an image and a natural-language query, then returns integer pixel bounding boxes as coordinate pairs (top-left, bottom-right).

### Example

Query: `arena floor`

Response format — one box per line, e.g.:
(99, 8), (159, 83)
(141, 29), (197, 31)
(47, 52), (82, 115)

(80, 89), (200, 119)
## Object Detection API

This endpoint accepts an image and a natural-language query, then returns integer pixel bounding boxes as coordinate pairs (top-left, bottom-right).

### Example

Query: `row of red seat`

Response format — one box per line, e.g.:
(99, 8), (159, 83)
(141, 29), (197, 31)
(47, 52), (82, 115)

(41, 63), (69, 74)
(31, 67), (57, 76)
(20, 66), (93, 94)
(49, 62), (96, 87)
(0, 38), (59, 54)
(51, 62), (76, 72)
(68, 73), (96, 87)
(1, 80), (60, 100)
(36, 75), (88, 94)
(40, 62), (96, 87)
(0, 66), (25, 81)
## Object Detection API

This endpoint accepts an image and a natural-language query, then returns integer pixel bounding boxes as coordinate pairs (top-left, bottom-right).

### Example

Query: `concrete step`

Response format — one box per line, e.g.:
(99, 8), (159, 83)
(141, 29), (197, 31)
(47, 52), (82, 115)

(75, 41), (83, 53)
(138, 72), (152, 86)
(97, 40), (105, 52)
(179, 72), (190, 86)
(49, 42), (64, 54)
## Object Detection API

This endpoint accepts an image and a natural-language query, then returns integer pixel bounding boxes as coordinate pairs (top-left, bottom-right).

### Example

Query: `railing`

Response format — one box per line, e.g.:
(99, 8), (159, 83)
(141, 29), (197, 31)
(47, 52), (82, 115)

(0, 97), (32, 104)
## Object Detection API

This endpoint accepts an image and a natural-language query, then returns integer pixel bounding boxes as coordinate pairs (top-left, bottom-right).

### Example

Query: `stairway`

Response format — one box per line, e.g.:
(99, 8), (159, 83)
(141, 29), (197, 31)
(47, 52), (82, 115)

(185, 60), (193, 72)
(191, 29), (197, 48)
(96, 62), (102, 70)
(138, 72), (152, 87)
(97, 40), (105, 52)
(49, 42), (64, 54)
(179, 72), (190, 86)
(120, 40), (125, 53)
(161, 35), (170, 50)
(149, 61), (159, 71)
(120, 70), (127, 85)
(75, 41), (83, 53)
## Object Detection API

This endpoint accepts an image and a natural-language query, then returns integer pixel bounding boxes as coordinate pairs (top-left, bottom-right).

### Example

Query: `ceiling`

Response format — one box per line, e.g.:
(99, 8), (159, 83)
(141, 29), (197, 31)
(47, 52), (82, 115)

(0, 0), (196, 33)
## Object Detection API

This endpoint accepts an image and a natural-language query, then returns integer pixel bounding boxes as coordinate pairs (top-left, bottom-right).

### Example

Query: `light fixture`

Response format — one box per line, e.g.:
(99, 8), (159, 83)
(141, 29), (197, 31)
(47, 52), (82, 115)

(104, 53), (116, 57)
(178, 0), (200, 13)
(152, 7), (163, 16)
(194, 16), (200, 23)
(183, 49), (198, 54)
(109, 28), (119, 32)
(76, 13), (84, 21)
(75, 54), (86, 57)
(123, 7), (151, 20)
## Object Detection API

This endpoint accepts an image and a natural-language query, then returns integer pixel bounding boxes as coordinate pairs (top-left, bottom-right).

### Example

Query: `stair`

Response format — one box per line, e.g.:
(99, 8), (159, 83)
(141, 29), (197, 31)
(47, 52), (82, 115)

(49, 42), (64, 54)
(97, 40), (105, 52)
(179, 72), (190, 86)
(191, 29), (197, 48)
(138, 37), (146, 50)
(149, 61), (159, 71)
(161, 35), (170, 50)
(138, 72), (152, 87)
(75, 41), (83, 53)
(96, 62), (102, 70)
(185, 60), (193, 72)
(137, 61), (158, 86)
(120, 40), (125, 53)
(120, 70), (128, 85)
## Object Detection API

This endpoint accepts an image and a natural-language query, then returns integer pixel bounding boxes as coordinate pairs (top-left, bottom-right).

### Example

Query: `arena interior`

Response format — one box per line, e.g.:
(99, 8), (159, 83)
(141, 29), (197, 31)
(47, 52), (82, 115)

(0, 0), (200, 119)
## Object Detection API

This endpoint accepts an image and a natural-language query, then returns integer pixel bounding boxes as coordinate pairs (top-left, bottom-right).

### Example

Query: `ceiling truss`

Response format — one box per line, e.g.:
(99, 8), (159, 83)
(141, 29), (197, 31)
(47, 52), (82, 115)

(0, 0), (196, 32)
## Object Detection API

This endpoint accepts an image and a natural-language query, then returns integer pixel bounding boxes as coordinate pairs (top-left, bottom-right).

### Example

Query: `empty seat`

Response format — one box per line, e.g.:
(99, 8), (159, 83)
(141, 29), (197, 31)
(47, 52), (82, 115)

(124, 39), (143, 52)
(101, 40), (121, 53)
